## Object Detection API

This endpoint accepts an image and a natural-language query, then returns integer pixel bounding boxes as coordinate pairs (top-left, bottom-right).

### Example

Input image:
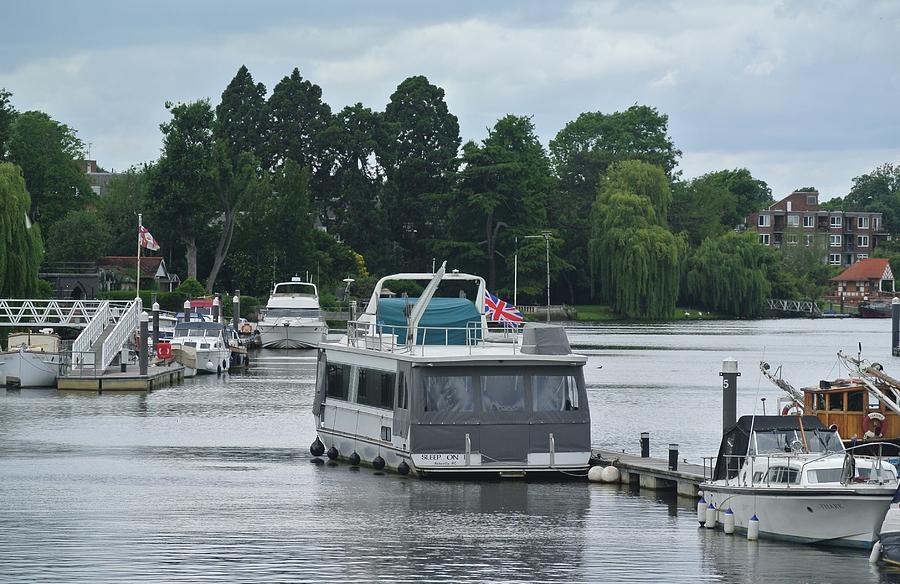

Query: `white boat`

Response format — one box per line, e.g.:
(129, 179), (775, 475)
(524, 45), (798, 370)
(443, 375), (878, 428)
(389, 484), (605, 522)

(308, 264), (591, 477)
(700, 415), (897, 548)
(258, 277), (326, 349)
(1, 330), (62, 388)
(168, 321), (231, 375)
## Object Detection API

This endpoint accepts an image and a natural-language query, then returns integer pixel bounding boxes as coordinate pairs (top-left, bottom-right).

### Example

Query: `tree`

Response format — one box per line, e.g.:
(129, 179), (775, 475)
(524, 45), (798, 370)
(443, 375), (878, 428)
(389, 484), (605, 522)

(0, 88), (16, 160)
(99, 166), (152, 255)
(8, 111), (92, 228)
(215, 65), (268, 166)
(448, 115), (554, 290)
(45, 209), (112, 263)
(267, 68), (332, 173)
(589, 161), (686, 319)
(684, 232), (773, 318)
(844, 164), (900, 232)
(149, 100), (215, 281)
(0, 162), (43, 297)
(380, 76), (461, 269)
(549, 105), (681, 303)
(322, 104), (391, 272)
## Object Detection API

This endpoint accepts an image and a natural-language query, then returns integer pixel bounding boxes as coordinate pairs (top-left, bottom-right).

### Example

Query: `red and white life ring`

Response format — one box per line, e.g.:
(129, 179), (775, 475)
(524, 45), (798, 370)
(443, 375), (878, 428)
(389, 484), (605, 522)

(781, 404), (803, 416)
(240, 323), (252, 334)
(862, 412), (887, 437)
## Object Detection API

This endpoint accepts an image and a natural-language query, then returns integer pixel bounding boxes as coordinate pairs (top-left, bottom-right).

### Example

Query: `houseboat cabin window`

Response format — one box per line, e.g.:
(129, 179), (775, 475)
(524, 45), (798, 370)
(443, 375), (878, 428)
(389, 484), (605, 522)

(424, 375), (476, 412)
(397, 371), (409, 409)
(828, 392), (843, 411)
(764, 467), (799, 484)
(847, 391), (865, 412)
(481, 375), (526, 412)
(326, 363), (352, 400)
(533, 375), (580, 411)
(356, 368), (396, 410)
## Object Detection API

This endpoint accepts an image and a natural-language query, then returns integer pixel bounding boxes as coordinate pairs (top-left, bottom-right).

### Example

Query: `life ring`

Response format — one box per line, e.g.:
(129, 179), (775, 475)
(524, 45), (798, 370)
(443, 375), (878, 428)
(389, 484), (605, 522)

(862, 412), (887, 438)
(781, 404), (803, 416)
(240, 323), (252, 334)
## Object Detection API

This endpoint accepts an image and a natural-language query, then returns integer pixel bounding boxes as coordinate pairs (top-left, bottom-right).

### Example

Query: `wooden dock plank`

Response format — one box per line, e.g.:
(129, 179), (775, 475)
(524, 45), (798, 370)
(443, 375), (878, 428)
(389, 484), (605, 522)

(58, 364), (184, 391)
(593, 448), (707, 497)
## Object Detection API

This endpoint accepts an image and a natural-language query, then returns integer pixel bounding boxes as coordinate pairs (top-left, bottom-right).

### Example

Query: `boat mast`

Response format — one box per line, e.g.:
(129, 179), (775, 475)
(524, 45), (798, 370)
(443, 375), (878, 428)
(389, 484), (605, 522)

(759, 361), (805, 409)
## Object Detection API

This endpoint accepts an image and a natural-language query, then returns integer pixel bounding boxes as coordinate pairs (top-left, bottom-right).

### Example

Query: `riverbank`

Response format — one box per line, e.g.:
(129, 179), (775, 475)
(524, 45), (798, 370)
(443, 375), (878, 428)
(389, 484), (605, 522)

(565, 305), (726, 322)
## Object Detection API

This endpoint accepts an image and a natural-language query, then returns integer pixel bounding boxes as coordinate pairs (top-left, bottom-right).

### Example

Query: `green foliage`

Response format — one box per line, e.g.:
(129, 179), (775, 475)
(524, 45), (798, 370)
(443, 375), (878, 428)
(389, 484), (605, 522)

(684, 232), (773, 317)
(589, 161), (686, 319)
(844, 164), (900, 232)
(99, 166), (152, 255)
(0, 162), (44, 297)
(8, 111), (92, 228)
(176, 277), (206, 298)
(267, 67), (332, 173)
(0, 88), (15, 160)
(215, 65), (268, 166)
(100, 290), (187, 313)
(45, 209), (112, 263)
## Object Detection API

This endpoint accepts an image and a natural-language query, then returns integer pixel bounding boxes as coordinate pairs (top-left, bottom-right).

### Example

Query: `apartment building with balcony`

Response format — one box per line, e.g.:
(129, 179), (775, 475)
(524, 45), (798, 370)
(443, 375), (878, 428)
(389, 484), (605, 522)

(747, 190), (888, 267)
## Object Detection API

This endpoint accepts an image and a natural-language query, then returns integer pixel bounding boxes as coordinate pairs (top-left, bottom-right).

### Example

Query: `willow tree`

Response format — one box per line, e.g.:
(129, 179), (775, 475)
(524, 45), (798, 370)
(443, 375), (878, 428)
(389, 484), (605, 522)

(685, 231), (772, 317)
(589, 161), (685, 319)
(0, 162), (43, 297)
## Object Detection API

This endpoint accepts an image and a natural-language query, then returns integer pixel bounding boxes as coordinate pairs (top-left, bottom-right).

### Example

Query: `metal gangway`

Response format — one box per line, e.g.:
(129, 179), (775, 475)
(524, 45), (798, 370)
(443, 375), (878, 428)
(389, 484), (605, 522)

(766, 298), (822, 317)
(0, 298), (142, 376)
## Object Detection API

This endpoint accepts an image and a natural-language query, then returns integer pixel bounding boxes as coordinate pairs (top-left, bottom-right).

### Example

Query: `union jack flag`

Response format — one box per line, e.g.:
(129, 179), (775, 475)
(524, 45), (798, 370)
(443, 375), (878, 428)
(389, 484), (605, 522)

(483, 290), (524, 325)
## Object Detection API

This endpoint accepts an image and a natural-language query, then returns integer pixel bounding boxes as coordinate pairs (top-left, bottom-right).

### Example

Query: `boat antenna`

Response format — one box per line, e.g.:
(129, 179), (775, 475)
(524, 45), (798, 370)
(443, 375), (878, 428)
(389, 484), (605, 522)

(858, 341), (862, 365)
(760, 397), (766, 415)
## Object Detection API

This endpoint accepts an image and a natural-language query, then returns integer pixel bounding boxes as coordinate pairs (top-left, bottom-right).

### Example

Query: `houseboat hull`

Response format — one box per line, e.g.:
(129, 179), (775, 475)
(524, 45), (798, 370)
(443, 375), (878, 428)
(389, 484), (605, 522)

(0, 349), (61, 388)
(258, 322), (325, 349)
(701, 484), (893, 548)
(859, 305), (892, 319)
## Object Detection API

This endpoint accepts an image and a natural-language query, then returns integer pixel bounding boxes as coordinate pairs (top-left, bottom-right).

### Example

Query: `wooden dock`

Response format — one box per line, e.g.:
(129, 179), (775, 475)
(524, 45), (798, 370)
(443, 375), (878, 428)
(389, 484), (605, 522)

(592, 449), (706, 497)
(57, 364), (185, 392)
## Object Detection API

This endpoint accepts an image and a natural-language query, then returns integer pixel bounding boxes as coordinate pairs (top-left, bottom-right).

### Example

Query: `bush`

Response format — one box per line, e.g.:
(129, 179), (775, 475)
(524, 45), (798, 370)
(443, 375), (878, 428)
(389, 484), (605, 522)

(176, 277), (206, 298)
(98, 290), (187, 313)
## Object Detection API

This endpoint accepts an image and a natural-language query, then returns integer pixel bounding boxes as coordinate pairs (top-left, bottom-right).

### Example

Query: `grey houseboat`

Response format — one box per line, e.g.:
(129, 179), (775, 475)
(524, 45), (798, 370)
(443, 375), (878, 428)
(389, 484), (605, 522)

(310, 264), (591, 477)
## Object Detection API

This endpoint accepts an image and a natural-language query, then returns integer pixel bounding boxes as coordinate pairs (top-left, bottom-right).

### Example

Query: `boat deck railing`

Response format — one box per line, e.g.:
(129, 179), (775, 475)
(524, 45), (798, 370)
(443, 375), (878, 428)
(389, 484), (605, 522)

(341, 320), (521, 355)
(702, 445), (899, 486)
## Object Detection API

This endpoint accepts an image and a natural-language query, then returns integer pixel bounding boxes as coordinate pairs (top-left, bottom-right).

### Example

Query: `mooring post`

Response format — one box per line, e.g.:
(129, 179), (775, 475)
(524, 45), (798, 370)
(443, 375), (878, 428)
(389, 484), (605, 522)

(720, 357), (740, 433)
(640, 432), (650, 458)
(212, 296), (220, 324)
(152, 301), (160, 350)
(840, 292), (845, 314)
(892, 297), (900, 352)
(183, 300), (191, 323)
(668, 443), (679, 471)
(139, 311), (149, 376)
(233, 290), (240, 328)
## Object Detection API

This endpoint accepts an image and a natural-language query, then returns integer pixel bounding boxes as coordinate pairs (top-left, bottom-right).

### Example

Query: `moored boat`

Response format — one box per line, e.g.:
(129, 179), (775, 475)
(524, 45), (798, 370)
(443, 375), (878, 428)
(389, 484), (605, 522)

(169, 321), (231, 375)
(701, 415), (897, 548)
(859, 298), (893, 319)
(258, 277), (326, 349)
(0, 330), (62, 388)
(309, 264), (591, 477)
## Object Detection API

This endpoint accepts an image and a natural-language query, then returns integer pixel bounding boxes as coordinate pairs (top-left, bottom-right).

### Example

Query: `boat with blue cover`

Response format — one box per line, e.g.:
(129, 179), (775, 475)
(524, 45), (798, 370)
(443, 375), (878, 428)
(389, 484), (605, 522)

(309, 263), (591, 477)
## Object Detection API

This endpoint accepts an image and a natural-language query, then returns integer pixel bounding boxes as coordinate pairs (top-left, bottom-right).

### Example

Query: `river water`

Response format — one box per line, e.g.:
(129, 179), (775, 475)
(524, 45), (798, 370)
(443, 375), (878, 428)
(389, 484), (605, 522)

(3, 319), (900, 583)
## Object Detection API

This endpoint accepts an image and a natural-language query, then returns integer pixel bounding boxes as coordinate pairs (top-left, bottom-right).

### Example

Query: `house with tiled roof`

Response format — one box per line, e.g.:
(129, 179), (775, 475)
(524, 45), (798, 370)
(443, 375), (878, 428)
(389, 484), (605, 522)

(96, 256), (180, 292)
(828, 258), (895, 303)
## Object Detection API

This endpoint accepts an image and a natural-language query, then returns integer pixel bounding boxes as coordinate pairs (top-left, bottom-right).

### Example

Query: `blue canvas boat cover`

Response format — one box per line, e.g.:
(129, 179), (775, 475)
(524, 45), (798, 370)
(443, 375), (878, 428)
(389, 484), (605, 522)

(376, 297), (482, 345)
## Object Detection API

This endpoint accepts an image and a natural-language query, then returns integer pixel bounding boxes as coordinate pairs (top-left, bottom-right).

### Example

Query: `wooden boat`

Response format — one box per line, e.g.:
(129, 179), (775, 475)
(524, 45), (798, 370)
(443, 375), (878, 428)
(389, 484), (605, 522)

(859, 299), (892, 319)
(762, 355), (900, 453)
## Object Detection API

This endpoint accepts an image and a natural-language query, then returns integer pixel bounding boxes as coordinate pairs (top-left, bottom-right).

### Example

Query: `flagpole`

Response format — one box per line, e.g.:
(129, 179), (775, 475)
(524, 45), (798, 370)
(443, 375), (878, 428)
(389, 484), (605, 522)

(137, 213), (142, 299)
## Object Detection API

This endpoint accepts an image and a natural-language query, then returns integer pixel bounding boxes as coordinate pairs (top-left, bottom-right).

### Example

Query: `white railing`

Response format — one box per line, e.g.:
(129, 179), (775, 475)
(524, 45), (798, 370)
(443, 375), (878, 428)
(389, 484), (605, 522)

(71, 301), (110, 356)
(344, 320), (521, 355)
(100, 298), (142, 370)
(0, 299), (112, 328)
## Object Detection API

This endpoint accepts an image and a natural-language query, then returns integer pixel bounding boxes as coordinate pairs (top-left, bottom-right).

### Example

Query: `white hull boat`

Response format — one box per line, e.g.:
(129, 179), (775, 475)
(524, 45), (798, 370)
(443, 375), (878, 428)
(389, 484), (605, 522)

(258, 277), (326, 350)
(169, 321), (231, 375)
(701, 415), (896, 548)
(1, 331), (62, 388)
(309, 264), (591, 478)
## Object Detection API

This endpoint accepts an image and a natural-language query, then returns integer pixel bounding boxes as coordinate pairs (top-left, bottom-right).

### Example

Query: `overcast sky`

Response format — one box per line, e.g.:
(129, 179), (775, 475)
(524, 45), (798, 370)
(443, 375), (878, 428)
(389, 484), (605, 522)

(2, 1), (899, 199)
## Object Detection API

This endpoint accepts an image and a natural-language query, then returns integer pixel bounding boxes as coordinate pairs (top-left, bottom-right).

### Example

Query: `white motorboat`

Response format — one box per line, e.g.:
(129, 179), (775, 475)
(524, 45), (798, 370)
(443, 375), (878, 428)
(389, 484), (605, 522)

(701, 415), (897, 548)
(308, 264), (591, 477)
(1, 330), (62, 388)
(258, 277), (326, 349)
(169, 321), (231, 375)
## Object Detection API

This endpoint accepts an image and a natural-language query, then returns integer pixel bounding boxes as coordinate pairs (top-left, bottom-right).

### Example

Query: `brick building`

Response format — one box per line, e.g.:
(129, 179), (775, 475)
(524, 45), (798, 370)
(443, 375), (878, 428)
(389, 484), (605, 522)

(747, 190), (888, 267)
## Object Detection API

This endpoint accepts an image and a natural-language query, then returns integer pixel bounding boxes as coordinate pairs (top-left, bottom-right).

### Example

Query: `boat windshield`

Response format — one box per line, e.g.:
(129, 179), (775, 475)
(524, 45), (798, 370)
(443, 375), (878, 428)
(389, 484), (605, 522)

(272, 284), (317, 297)
(751, 429), (843, 454)
(264, 308), (321, 319)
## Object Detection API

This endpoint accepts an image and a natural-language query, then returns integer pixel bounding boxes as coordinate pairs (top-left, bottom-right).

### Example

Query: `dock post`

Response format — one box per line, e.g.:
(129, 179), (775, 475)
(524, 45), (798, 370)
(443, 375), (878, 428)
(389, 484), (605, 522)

(183, 300), (191, 323)
(892, 298), (900, 352)
(139, 311), (149, 376)
(640, 432), (650, 458)
(152, 301), (160, 349)
(720, 358), (740, 432)
(212, 296), (220, 323)
(233, 290), (240, 328)
(668, 443), (679, 471)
